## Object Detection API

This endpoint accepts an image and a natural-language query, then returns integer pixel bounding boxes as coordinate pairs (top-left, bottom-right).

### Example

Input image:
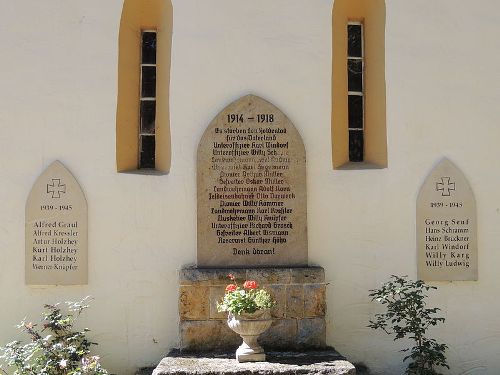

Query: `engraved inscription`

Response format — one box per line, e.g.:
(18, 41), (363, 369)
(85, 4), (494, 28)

(26, 161), (88, 285)
(197, 95), (307, 267)
(417, 159), (477, 281)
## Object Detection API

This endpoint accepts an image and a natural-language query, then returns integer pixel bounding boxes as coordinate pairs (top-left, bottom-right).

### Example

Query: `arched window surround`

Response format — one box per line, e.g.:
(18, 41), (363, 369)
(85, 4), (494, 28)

(332, 0), (387, 169)
(116, 0), (172, 173)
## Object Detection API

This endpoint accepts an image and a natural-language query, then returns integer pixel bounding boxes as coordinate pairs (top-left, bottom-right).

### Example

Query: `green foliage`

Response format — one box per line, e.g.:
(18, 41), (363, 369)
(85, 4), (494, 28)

(0, 297), (109, 375)
(368, 275), (449, 375)
(217, 277), (275, 315)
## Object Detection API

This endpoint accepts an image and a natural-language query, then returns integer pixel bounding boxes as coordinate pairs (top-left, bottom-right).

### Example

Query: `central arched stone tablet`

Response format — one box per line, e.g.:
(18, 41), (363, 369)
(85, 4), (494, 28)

(197, 95), (307, 267)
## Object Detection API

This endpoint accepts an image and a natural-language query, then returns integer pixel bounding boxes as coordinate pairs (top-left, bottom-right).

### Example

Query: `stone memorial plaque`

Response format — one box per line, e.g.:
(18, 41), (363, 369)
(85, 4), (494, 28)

(197, 95), (307, 267)
(417, 158), (477, 281)
(25, 161), (88, 285)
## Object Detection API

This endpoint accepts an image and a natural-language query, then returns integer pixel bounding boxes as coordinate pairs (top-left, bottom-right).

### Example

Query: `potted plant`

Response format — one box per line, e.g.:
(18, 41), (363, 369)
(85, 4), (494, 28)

(217, 275), (276, 362)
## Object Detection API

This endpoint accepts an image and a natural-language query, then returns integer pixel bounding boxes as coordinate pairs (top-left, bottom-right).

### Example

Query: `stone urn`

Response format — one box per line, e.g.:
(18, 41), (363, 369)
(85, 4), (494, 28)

(227, 309), (272, 362)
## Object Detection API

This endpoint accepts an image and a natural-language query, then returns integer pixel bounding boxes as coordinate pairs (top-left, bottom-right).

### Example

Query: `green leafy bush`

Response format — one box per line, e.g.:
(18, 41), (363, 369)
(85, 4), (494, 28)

(368, 275), (449, 375)
(0, 297), (109, 375)
(217, 275), (276, 315)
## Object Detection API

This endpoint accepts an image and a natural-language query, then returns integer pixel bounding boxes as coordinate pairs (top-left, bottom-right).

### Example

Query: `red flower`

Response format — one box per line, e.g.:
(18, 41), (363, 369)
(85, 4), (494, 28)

(243, 280), (258, 289)
(225, 284), (237, 292)
(227, 274), (235, 281)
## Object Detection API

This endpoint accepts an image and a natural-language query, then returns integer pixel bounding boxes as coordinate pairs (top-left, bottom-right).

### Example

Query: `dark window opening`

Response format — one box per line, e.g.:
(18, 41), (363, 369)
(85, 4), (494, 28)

(349, 130), (364, 162)
(141, 66), (157, 98)
(140, 101), (156, 134)
(140, 136), (156, 168)
(139, 30), (157, 169)
(141, 31), (157, 64)
(347, 23), (364, 162)
(348, 24), (362, 57)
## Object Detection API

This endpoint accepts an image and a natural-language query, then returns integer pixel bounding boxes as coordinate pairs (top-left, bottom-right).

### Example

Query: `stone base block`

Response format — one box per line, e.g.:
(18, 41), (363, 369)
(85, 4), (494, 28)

(236, 351), (266, 363)
(179, 266), (327, 352)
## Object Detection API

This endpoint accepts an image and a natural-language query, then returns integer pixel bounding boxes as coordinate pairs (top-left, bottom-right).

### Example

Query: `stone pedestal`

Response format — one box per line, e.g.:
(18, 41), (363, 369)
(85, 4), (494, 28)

(227, 310), (273, 362)
(179, 266), (326, 352)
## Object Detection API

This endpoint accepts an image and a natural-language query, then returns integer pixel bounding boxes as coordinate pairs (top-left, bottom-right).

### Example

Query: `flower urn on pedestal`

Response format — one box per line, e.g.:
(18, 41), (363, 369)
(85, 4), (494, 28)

(217, 276), (276, 363)
(227, 309), (272, 362)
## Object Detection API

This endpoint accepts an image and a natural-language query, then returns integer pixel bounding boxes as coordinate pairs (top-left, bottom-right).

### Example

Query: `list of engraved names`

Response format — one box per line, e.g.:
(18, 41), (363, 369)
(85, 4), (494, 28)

(31, 205), (81, 273)
(209, 114), (294, 256)
(423, 215), (471, 270)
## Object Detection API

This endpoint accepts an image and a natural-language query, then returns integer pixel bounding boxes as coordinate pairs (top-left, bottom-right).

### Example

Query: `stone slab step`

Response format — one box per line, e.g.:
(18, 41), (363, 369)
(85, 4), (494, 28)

(138, 349), (356, 375)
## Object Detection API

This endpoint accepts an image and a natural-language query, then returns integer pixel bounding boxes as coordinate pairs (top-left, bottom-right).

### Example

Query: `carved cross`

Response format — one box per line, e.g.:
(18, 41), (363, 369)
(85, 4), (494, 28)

(46, 179), (66, 198)
(436, 177), (455, 197)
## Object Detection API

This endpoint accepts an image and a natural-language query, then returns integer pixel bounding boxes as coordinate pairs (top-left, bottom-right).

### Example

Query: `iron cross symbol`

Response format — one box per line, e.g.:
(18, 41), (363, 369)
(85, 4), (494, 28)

(436, 177), (455, 197)
(46, 179), (66, 198)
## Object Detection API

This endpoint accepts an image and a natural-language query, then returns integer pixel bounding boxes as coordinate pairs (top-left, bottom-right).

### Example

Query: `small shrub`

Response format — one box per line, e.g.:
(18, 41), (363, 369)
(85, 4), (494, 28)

(0, 297), (109, 375)
(368, 275), (449, 375)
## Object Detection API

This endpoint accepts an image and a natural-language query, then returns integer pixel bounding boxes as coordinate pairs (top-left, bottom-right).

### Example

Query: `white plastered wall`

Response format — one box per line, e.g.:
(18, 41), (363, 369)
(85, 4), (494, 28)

(0, 0), (499, 374)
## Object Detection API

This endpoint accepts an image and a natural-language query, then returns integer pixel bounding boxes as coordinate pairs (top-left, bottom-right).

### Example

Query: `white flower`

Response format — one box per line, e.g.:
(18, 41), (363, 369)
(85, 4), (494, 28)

(59, 359), (67, 369)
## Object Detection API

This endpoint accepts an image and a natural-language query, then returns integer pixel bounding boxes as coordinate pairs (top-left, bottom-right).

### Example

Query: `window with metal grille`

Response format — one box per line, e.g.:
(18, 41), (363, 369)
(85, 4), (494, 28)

(347, 22), (364, 162)
(139, 30), (157, 169)
(332, 0), (387, 169)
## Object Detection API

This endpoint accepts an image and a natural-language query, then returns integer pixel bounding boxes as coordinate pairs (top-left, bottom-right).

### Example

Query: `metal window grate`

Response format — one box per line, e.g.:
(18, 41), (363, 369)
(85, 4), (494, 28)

(347, 22), (364, 162)
(139, 30), (157, 169)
